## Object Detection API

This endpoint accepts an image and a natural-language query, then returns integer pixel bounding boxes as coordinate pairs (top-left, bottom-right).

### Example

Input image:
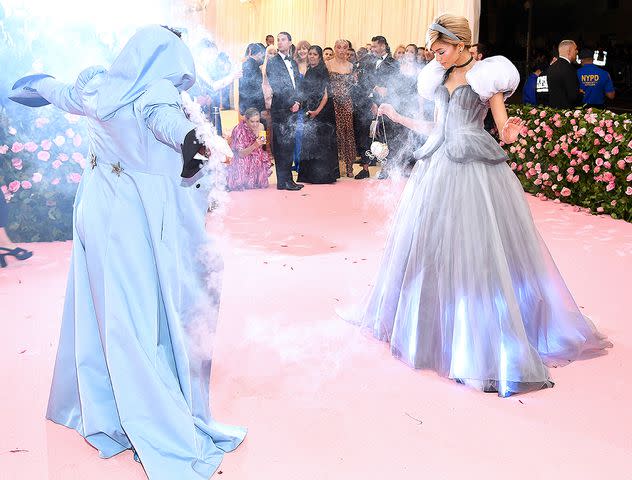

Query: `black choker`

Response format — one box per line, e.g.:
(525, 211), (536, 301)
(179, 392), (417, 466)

(454, 56), (473, 68)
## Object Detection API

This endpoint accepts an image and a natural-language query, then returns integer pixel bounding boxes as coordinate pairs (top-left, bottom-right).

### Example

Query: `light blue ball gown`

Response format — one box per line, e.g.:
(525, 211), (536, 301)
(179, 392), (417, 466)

(352, 57), (612, 397)
(10, 25), (246, 478)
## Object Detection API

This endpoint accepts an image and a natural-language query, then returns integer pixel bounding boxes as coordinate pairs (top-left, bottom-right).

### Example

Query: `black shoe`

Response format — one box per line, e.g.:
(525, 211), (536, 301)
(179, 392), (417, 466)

(277, 182), (302, 191)
(354, 169), (370, 180)
(0, 247), (33, 268)
(290, 181), (304, 189)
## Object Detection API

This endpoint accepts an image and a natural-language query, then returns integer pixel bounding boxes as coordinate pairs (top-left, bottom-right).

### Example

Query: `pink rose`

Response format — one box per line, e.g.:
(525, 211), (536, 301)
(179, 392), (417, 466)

(596, 158), (604, 166)
(67, 172), (82, 183)
(58, 153), (69, 162)
(611, 200), (617, 206)
(71, 152), (84, 163)
(21, 180), (32, 190)
(11, 142), (24, 153)
(606, 183), (615, 192)
(572, 175), (579, 183)
(594, 139), (600, 146)
(626, 187), (632, 196)
(35, 117), (50, 128)
(582, 165), (590, 173)
(567, 167), (575, 174)
(605, 134), (613, 143)
(41, 139), (52, 151)
(37, 151), (50, 161)
(557, 174), (563, 181)
(52, 159), (62, 169)
(53, 135), (65, 146)
(541, 172), (550, 180)
(570, 119), (576, 125)
(560, 187), (571, 197)
(0, 145), (8, 154)
(8, 180), (20, 193)
(32, 172), (43, 183)
(64, 113), (80, 124)
(73, 134), (82, 147)
(540, 110), (546, 118)
(24, 141), (38, 152)
(604, 152), (611, 160)
(597, 207), (604, 213)
(534, 178), (542, 185)
(11, 158), (23, 170)
(594, 166), (601, 174)
(617, 160), (626, 169)
(51, 178), (60, 185)
(627, 173), (632, 182)
(510, 162), (517, 170)
(555, 120), (562, 127)
(1, 185), (7, 195)
(604, 161), (611, 169)
(612, 146), (619, 155)
(604, 172), (615, 182)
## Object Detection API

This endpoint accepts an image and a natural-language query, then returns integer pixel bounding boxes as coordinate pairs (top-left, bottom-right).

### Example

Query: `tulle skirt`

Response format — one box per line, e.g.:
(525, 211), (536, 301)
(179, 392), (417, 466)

(352, 146), (612, 396)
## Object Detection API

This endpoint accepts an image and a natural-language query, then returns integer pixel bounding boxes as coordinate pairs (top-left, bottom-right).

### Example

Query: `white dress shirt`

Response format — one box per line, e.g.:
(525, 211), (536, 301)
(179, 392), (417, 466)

(375, 54), (388, 69)
(279, 52), (296, 89)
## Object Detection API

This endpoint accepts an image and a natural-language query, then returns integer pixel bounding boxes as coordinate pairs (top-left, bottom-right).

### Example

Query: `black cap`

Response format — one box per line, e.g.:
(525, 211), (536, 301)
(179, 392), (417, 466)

(579, 48), (594, 60)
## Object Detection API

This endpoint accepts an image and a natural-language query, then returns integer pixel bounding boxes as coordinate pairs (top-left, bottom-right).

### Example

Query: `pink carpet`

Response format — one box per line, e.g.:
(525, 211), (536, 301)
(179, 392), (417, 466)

(1, 176), (631, 479)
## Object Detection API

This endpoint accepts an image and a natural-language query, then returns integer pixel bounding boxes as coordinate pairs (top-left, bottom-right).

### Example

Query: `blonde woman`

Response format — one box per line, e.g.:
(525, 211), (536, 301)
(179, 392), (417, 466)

(327, 39), (356, 177)
(393, 44), (406, 61)
(351, 14), (612, 396)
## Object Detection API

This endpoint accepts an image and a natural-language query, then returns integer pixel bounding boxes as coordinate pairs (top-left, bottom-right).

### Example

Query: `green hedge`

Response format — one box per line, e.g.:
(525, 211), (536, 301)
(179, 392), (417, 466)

(504, 105), (632, 222)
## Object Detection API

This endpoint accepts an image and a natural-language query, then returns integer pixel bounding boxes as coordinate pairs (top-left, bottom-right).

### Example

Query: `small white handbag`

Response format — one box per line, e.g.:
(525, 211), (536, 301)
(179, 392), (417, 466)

(366, 114), (389, 162)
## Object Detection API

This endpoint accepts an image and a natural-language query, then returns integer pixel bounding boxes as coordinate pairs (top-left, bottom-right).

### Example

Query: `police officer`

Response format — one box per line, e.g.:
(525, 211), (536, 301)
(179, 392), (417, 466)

(577, 48), (615, 109)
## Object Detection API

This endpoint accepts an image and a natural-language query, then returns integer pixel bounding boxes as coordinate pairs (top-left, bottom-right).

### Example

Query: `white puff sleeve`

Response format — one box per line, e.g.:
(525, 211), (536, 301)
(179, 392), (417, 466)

(417, 59), (446, 101)
(466, 56), (519, 103)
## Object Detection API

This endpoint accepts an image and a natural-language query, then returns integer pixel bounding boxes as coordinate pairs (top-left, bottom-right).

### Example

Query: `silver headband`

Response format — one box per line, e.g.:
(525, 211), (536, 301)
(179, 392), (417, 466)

(429, 23), (460, 42)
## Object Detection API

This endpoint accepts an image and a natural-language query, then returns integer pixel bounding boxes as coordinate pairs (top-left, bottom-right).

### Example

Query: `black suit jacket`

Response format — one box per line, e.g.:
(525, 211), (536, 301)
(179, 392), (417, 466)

(266, 53), (300, 115)
(239, 57), (264, 114)
(547, 58), (580, 108)
(372, 54), (400, 105)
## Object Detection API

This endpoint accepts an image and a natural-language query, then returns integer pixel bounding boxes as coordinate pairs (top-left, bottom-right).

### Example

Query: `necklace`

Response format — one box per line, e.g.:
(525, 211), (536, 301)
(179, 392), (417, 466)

(454, 56), (473, 69)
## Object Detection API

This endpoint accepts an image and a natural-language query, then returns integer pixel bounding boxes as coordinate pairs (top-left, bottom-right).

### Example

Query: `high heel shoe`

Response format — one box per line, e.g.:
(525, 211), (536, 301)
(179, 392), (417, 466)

(0, 247), (33, 267)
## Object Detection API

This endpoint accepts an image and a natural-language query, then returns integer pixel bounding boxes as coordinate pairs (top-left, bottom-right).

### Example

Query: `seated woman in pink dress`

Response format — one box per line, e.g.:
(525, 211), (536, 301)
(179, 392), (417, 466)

(227, 107), (271, 190)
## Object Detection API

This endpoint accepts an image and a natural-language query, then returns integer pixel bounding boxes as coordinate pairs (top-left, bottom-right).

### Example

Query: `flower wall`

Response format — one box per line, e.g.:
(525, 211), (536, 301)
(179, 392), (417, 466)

(504, 106), (632, 222)
(1, 107), (87, 242)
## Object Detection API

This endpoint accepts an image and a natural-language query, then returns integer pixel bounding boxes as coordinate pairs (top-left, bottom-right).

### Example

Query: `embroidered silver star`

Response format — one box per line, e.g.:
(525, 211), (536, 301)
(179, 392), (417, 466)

(111, 161), (124, 177)
(89, 153), (97, 169)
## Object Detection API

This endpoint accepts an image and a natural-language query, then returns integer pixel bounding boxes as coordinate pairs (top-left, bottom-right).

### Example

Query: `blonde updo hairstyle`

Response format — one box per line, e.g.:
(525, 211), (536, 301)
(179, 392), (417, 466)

(426, 14), (472, 49)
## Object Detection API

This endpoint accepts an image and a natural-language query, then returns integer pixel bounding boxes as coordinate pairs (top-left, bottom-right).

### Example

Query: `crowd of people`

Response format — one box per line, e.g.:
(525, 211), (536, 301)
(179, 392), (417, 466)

(219, 32), (490, 191)
(522, 40), (616, 109)
(195, 33), (619, 193)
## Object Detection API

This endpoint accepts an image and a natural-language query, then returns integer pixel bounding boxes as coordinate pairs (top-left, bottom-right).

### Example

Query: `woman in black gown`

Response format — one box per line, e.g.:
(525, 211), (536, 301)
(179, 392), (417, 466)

(297, 46), (338, 184)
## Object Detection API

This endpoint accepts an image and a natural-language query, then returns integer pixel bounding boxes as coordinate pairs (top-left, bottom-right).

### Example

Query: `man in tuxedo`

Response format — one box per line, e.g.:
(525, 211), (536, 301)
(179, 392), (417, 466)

(547, 40), (581, 109)
(370, 35), (403, 180)
(355, 36), (403, 179)
(265, 31), (303, 190)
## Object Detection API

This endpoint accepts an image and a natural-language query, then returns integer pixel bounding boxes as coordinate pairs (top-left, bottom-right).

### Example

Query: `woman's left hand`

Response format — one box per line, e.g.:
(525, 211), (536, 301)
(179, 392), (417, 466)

(501, 116), (524, 144)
